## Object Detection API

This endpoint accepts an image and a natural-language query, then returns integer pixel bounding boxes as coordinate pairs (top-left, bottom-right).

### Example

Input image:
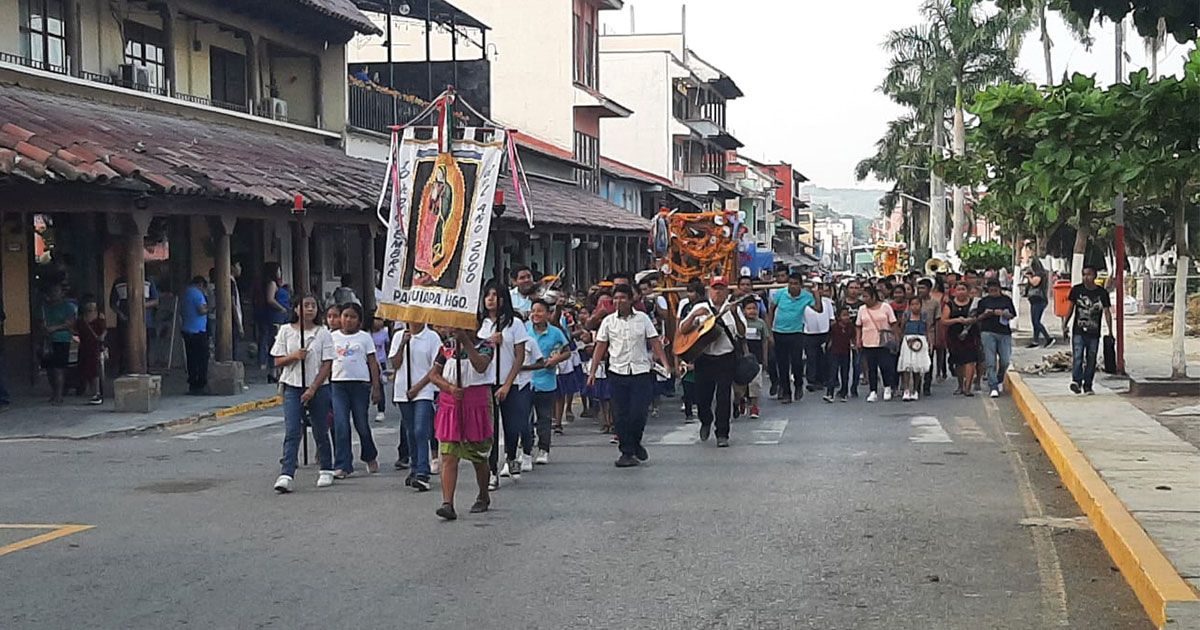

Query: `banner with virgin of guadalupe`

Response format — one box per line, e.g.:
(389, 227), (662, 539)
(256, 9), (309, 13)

(376, 125), (507, 329)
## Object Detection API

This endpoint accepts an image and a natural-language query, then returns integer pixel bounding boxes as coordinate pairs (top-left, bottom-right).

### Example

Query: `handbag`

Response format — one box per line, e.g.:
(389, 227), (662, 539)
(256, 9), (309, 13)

(880, 328), (900, 355)
(714, 313), (760, 386)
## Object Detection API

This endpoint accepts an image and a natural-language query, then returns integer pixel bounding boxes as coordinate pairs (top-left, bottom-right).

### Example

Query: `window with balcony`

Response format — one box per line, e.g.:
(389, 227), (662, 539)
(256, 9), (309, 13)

(123, 21), (167, 91)
(18, 0), (67, 72)
(574, 131), (600, 193)
(210, 47), (248, 109)
(572, 9), (598, 88)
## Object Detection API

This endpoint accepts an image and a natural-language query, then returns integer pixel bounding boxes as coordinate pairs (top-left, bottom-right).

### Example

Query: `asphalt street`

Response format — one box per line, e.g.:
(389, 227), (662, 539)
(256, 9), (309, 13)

(0, 378), (1151, 630)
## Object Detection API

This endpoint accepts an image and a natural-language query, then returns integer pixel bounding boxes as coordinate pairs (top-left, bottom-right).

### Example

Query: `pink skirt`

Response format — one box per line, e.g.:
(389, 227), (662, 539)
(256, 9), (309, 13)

(435, 385), (494, 443)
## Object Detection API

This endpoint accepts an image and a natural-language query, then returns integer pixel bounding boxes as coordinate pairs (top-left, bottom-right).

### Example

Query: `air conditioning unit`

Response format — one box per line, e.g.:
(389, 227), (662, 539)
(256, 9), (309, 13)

(118, 63), (151, 89)
(268, 97), (288, 120)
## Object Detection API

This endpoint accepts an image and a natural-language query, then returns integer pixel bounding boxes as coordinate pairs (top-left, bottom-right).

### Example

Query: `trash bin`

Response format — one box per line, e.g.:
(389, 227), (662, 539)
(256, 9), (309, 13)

(1053, 280), (1073, 317)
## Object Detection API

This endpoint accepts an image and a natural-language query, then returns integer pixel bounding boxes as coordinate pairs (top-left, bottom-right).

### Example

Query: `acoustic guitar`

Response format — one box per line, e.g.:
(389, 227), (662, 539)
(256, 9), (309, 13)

(673, 295), (755, 363)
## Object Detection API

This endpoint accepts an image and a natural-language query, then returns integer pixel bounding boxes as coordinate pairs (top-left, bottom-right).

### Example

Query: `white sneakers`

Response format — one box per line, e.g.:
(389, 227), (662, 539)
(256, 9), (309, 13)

(488, 473), (500, 491)
(374, 411), (386, 423)
(882, 387), (893, 402)
(534, 449), (550, 465)
(990, 389), (1000, 398)
(867, 391), (879, 403)
(273, 475), (293, 493)
(499, 461), (511, 477)
(316, 470), (334, 487)
(430, 458), (441, 475)
(520, 453), (534, 472)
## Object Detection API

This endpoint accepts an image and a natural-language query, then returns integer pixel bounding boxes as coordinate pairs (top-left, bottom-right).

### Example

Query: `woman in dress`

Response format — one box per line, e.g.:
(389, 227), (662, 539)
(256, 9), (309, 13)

(330, 302), (382, 476)
(897, 296), (933, 402)
(943, 282), (981, 397)
(930, 276), (949, 380)
(77, 296), (107, 406)
(427, 327), (496, 520)
(271, 295), (336, 491)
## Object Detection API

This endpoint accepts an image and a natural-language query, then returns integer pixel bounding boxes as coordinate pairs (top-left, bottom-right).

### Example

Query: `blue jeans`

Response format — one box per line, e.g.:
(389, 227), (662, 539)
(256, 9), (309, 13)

(980, 332), (1013, 391)
(862, 346), (897, 392)
(850, 349), (861, 396)
(826, 353), (851, 397)
(398, 400), (434, 478)
(1072, 334), (1100, 389)
(802, 332), (828, 388)
(280, 384), (332, 475)
(500, 384), (535, 459)
(1029, 297), (1051, 345)
(332, 381), (378, 473)
(257, 318), (278, 369)
(610, 372), (654, 457)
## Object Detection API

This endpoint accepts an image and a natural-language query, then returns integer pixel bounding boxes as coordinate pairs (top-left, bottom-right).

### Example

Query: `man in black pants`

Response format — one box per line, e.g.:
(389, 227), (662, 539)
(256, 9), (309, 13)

(679, 276), (746, 448)
(180, 276), (210, 395)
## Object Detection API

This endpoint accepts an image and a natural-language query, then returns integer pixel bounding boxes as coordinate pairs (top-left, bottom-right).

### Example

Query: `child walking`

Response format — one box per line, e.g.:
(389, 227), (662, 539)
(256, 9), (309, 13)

(736, 300), (768, 418)
(825, 307), (854, 402)
(330, 303), (382, 477)
(77, 296), (107, 406)
(428, 328), (496, 520)
(898, 296), (933, 401)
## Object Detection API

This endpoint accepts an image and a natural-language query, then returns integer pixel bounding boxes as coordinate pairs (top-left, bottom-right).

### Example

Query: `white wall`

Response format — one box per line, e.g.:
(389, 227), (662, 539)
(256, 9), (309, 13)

(598, 51), (670, 179)
(0, 0), (17, 56)
(452, 0), (574, 152)
(598, 32), (683, 59)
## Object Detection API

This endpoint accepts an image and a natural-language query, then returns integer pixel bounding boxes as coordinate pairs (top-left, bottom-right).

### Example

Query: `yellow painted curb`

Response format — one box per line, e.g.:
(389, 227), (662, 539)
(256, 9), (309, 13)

(213, 396), (282, 419)
(1007, 372), (1199, 628)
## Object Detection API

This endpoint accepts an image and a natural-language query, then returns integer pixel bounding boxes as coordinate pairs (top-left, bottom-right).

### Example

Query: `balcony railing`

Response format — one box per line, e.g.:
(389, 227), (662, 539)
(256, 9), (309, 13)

(1, 52), (310, 127)
(347, 82), (428, 134)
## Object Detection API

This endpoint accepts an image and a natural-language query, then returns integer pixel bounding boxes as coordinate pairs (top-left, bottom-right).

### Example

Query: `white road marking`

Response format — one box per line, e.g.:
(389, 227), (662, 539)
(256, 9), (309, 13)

(657, 425), (699, 445)
(750, 419), (788, 445)
(908, 415), (952, 443)
(983, 398), (1070, 627)
(952, 416), (991, 442)
(175, 415), (284, 440)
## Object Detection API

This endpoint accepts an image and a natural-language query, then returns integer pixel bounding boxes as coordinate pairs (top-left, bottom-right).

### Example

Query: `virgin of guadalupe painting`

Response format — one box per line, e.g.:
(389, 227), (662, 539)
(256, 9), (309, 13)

(413, 151), (467, 284)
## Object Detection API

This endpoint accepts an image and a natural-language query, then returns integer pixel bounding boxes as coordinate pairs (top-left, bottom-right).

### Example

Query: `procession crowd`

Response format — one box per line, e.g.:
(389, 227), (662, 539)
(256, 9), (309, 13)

(268, 261), (1113, 521)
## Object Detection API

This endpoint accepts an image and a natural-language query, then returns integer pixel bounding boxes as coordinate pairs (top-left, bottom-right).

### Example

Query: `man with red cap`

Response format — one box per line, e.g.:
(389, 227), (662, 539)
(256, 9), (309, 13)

(678, 276), (746, 447)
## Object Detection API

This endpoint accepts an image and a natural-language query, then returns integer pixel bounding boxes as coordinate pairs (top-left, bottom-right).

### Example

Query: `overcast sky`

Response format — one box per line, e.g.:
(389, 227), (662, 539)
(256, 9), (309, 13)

(599, 1), (1194, 190)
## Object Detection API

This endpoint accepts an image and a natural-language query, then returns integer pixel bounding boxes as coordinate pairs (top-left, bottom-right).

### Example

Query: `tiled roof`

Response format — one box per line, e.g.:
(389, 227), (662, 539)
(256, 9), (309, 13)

(0, 84), (381, 211)
(298, 0), (381, 35)
(496, 174), (650, 233)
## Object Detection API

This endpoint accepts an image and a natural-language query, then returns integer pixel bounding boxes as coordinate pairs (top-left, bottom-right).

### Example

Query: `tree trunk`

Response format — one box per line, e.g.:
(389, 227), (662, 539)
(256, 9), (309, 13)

(1172, 191), (1190, 378)
(952, 83), (966, 252)
(1040, 4), (1054, 85)
(1071, 207), (1090, 285)
(930, 113), (946, 255)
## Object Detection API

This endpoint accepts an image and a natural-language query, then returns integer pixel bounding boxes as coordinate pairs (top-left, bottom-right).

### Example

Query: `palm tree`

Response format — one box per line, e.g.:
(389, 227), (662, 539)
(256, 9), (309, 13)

(882, 0), (1031, 252)
(1031, 0), (1094, 84)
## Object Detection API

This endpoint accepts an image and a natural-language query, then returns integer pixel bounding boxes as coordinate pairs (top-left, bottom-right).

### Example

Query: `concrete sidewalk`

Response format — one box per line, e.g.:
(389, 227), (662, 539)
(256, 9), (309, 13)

(1006, 323), (1200, 629)
(0, 381), (281, 440)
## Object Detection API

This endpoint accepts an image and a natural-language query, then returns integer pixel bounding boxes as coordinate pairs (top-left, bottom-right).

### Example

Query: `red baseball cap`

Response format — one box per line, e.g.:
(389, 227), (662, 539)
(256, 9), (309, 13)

(709, 276), (729, 288)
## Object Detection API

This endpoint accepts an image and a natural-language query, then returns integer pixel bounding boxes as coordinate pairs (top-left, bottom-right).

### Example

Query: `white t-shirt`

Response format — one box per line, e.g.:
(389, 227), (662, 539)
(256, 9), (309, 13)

(596, 310), (658, 376)
(478, 316), (530, 388)
(389, 327), (442, 402)
(330, 330), (376, 382)
(271, 324), (335, 389)
(523, 331), (543, 383)
(439, 339), (497, 388)
(803, 297), (835, 334)
(689, 299), (746, 356)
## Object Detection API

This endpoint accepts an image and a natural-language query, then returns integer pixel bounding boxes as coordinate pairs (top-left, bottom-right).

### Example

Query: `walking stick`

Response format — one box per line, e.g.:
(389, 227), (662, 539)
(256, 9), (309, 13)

(299, 308), (309, 467)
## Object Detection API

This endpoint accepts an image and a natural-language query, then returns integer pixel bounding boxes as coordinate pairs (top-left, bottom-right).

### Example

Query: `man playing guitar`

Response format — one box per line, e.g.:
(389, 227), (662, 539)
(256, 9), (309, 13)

(677, 276), (747, 448)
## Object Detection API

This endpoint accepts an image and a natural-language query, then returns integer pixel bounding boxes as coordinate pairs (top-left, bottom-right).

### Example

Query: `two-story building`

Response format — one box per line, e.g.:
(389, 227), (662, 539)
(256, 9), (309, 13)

(346, 0), (653, 291)
(598, 31), (743, 212)
(0, 0), (386, 407)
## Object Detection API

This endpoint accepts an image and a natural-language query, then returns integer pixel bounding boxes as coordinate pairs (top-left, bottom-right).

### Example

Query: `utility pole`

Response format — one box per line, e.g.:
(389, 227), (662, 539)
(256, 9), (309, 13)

(929, 113), (946, 255)
(1114, 17), (1127, 374)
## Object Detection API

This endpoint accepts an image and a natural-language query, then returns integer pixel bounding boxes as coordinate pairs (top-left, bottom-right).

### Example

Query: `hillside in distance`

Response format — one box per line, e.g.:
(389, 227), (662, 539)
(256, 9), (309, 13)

(803, 186), (888, 219)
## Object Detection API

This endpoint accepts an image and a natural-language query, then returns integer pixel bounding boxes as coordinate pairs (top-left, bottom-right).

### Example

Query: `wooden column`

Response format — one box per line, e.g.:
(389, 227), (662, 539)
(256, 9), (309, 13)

(564, 233), (575, 295)
(126, 212), (152, 374)
(157, 3), (177, 96)
(492, 230), (507, 285)
(241, 31), (261, 107)
(360, 223), (377, 317)
(215, 216), (235, 362)
(541, 234), (551, 277)
(293, 219), (312, 299)
(65, 0), (81, 77)
(608, 235), (616, 277)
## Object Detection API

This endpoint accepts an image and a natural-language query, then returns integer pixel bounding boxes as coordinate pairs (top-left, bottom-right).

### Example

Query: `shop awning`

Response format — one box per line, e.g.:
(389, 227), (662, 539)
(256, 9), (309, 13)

(775, 251), (819, 268)
(495, 174), (650, 233)
(0, 84), (383, 212)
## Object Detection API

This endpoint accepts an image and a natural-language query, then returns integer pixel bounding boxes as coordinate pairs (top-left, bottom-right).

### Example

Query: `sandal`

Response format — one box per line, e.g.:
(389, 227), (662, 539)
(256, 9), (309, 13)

(436, 502), (457, 520)
(469, 497), (490, 513)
